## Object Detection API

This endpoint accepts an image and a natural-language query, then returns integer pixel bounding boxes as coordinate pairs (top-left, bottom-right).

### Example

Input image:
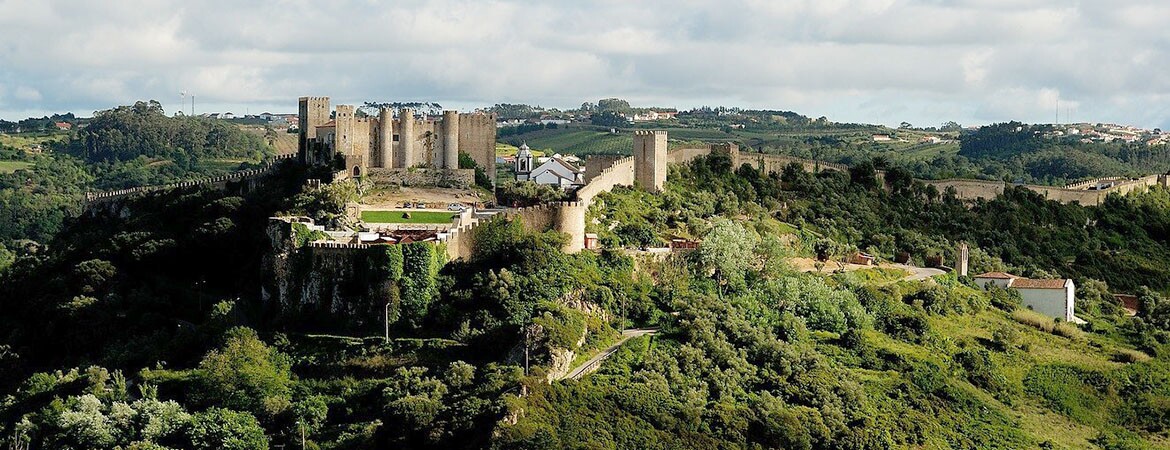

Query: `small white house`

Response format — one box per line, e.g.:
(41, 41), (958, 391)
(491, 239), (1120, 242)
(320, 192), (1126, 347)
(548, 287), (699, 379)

(528, 156), (583, 188)
(974, 272), (1076, 322)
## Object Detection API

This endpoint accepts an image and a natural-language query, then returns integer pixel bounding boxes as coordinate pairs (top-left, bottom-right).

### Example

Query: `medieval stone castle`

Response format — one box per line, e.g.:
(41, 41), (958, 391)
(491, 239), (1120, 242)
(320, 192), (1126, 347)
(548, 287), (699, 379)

(297, 96), (498, 181)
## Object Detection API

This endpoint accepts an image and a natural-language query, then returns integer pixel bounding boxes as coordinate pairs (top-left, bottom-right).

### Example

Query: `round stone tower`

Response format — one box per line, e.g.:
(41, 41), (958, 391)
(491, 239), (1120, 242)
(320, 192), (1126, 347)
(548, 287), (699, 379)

(442, 110), (460, 169)
(400, 108), (415, 168)
(378, 107), (393, 168)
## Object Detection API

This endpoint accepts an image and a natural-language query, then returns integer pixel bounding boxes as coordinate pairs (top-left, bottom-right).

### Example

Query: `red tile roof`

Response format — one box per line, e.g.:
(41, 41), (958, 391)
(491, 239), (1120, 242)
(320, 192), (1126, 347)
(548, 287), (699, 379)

(1011, 278), (1069, 289)
(974, 272), (1018, 279)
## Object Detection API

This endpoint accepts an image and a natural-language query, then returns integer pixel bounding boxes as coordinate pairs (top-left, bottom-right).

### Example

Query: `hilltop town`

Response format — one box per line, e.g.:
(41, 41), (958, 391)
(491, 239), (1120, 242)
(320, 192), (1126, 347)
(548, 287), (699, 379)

(2, 95), (1170, 449)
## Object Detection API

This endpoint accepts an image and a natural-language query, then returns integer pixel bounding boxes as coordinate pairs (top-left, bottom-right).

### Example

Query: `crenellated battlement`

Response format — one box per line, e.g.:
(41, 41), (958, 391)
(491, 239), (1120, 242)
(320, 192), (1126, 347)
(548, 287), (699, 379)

(307, 241), (374, 250)
(1063, 176), (1126, 190)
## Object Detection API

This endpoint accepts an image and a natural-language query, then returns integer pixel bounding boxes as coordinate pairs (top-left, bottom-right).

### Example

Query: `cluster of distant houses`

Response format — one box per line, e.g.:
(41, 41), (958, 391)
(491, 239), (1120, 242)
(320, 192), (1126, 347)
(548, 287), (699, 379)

(495, 110), (679, 129)
(197, 112), (300, 129)
(1042, 124), (1167, 145)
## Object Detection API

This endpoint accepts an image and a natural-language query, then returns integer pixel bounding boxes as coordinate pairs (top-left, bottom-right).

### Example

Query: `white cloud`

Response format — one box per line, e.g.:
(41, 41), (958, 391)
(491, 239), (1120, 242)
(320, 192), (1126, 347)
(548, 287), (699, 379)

(0, 0), (1168, 128)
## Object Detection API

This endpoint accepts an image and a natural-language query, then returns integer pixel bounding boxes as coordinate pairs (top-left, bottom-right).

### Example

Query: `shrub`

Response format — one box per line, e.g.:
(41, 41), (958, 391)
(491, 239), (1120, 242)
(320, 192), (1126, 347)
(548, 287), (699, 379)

(991, 326), (1020, 351)
(1052, 322), (1083, 340)
(1024, 365), (1110, 426)
(1112, 348), (1150, 364)
(188, 408), (268, 450)
(986, 285), (1022, 312)
(879, 307), (931, 343)
(953, 348), (1008, 394)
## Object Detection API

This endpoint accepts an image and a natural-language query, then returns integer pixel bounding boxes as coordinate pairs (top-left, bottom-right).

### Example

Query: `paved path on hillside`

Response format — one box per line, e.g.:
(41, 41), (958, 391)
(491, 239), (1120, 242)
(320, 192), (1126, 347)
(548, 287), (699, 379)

(559, 328), (658, 381)
(890, 263), (947, 281)
(792, 258), (944, 282)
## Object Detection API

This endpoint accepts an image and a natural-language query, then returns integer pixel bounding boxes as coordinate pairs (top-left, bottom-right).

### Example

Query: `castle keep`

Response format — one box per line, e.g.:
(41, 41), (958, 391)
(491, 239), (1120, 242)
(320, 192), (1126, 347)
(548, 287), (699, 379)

(297, 97), (498, 181)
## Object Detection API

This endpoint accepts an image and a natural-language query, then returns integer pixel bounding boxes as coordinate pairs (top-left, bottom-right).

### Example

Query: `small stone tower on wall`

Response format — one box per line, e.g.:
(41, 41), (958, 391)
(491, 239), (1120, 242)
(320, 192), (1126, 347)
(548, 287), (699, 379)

(957, 242), (969, 277)
(633, 130), (668, 192)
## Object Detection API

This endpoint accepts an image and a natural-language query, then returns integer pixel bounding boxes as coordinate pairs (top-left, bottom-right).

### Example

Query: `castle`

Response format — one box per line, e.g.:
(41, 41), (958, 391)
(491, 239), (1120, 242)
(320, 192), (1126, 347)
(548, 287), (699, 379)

(298, 97), (498, 181)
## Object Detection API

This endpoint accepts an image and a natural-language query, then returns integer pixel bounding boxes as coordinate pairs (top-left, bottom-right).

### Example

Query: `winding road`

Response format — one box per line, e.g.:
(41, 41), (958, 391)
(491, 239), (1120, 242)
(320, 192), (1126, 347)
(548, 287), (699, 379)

(559, 328), (658, 381)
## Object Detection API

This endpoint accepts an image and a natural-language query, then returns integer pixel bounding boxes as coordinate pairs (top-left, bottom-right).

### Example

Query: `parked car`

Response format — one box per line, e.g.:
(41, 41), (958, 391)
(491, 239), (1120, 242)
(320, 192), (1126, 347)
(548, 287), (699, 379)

(447, 203), (466, 211)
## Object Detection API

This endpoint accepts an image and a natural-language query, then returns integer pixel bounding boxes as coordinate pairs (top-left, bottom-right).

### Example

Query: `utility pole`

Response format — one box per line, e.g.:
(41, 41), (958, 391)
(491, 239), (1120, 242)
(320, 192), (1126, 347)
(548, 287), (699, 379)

(297, 420), (305, 449)
(620, 294), (627, 330)
(384, 302), (391, 341)
(523, 327), (531, 376)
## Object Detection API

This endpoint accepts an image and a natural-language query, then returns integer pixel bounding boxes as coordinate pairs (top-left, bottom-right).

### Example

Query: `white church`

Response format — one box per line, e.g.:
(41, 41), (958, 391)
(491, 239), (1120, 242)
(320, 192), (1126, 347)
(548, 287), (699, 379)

(514, 143), (584, 188)
(973, 272), (1080, 323)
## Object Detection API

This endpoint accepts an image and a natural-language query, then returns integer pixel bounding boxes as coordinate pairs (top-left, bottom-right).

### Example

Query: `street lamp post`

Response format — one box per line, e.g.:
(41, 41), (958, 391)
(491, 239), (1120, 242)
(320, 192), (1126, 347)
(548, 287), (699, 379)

(384, 302), (391, 341)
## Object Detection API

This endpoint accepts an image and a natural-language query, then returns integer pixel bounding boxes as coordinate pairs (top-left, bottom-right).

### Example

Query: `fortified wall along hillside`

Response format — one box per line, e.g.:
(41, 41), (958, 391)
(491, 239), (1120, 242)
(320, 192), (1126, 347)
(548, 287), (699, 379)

(262, 119), (1170, 323)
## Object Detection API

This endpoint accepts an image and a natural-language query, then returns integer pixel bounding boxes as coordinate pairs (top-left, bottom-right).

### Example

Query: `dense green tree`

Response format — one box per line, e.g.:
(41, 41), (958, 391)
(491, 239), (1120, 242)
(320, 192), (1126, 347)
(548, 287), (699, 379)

(590, 111), (629, 128)
(194, 328), (293, 418)
(188, 408), (268, 450)
(698, 220), (757, 293)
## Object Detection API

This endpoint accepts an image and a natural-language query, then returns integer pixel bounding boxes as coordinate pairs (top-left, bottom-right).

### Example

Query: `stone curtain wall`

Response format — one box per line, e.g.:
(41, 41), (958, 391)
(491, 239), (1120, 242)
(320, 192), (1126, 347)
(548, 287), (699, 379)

(917, 175), (1164, 206)
(668, 147), (713, 164)
(443, 201), (588, 260)
(84, 154), (297, 204)
(1064, 177), (1127, 190)
(576, 156), (635, 202)
(585, 155), (625, 184)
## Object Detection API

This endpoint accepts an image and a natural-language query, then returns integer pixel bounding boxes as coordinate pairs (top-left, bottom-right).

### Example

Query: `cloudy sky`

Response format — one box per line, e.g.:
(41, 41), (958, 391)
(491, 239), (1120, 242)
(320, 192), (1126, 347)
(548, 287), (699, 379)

(1, 0), (1169, 129)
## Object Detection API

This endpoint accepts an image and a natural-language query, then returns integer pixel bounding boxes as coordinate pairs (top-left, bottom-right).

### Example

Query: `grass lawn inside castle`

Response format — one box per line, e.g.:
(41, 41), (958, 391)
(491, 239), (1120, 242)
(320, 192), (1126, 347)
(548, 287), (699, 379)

(361, 210), (457, 224)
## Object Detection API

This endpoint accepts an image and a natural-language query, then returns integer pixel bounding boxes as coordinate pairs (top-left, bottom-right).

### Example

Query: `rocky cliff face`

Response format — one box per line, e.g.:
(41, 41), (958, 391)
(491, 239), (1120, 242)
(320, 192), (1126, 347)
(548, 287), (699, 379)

(260, 219), (391, 331)
(544, 325), (589, 382)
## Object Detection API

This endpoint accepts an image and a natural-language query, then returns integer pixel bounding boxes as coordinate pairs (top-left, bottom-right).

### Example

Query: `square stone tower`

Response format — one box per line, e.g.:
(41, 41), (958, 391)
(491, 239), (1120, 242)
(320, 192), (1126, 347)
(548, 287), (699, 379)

(334, 104), (356, 158)
(297, 96), (330, 164)
(633, 130), (667, 192)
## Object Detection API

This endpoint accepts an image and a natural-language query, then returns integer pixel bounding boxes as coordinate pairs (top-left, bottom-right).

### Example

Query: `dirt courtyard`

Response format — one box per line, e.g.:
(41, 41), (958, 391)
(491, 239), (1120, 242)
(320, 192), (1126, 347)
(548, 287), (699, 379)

(361, 185), (490, 209)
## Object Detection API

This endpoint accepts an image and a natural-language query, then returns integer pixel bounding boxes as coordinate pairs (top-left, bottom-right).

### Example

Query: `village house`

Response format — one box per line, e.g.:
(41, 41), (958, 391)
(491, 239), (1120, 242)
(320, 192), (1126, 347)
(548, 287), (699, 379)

(973, 272), (1078, 322)
(631, 110), (679, 122)
(669, 238), (699, 251)
(848, 252), (876, 266)
(527, 156), (584, 188)
(584, 233), (599, 250)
